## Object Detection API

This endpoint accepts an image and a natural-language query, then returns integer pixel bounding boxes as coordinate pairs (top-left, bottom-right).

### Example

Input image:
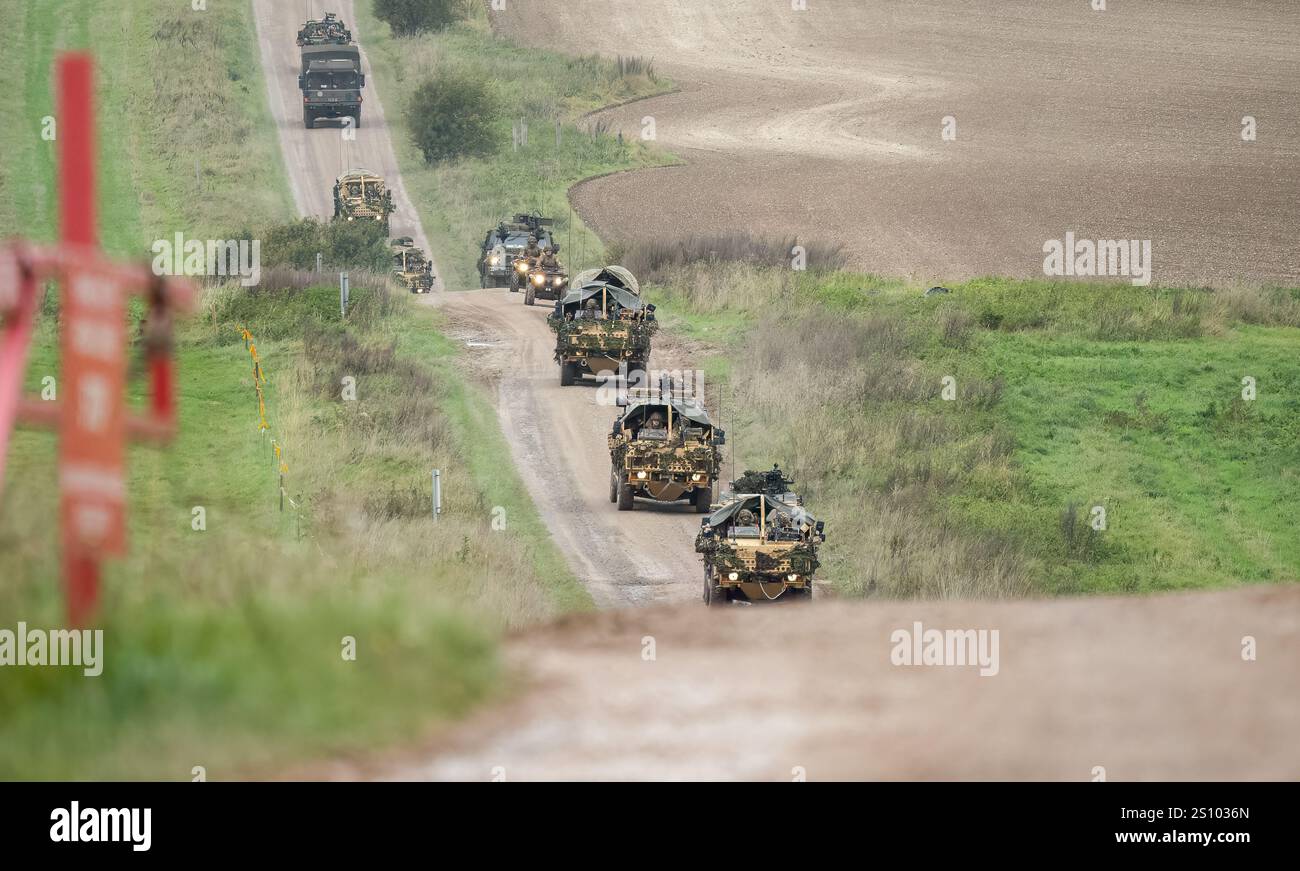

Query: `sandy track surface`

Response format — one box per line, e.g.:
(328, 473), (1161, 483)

(497, 0), (1300, 288)
(252, 0), (442, 289)
(320, 584), (1299, 781)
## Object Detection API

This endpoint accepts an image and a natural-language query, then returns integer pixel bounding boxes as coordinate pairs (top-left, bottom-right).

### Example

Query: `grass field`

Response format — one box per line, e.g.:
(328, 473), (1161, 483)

(355, 1), (674, 288)
(0, 0), (589, 779)
(640, 255), (1300, 598)
(0, 0), (292, 252)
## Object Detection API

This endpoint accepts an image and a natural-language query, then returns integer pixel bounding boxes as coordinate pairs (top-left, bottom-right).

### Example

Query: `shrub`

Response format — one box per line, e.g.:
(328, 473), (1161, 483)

(407, 73), (500, 164)
(374, 0), (466, 36)
(255, 218), (390, 272)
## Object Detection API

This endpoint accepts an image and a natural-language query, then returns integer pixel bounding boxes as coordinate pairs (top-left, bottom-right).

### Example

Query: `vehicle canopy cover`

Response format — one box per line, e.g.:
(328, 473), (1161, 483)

(301, 44), (360, 74)
(571, 265), (640, 297)
(559, 282), (645, 315)
(620, 397), (713, 430)
(702, 494), (812, 531)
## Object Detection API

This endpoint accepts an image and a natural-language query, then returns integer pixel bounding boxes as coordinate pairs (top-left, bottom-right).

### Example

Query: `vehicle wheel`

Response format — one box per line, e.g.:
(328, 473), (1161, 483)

(617, 474), (634, 511)
(609, 467), (619, 503)
(303, 111), (315, 129)
(525, 285), (535, 306)
(351, 112), (361, 129)
(479, 271), (489, 289)
(509, 274), (520, 293)
(560, 361), (575, 387)
(692, 487), (711, 514)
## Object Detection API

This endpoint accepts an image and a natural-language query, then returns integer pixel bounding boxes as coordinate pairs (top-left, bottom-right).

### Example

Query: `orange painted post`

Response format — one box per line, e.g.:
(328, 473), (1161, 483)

(0, 54), (194, 626)
(58, 54), (122, 626)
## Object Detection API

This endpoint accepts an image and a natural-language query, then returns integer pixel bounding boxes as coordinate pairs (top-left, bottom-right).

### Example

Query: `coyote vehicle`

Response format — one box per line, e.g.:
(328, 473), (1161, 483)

(390, 238), (434, 294)
(333, 169), (394, 232)
(299, 44), (364, 128)
(297, 12), (352, 46)
(478, 214), (554, 288)
(523, 252), (567, 306)
(696, 466), (825, 605)
(549, 267), (655, 386)
(608, 387), (724, 513)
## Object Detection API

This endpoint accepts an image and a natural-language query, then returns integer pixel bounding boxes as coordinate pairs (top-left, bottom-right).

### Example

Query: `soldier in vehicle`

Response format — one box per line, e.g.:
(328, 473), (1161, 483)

(539, 246), (559, 269)
(640, 410), (667, 438)
(735, 508), (757, 529)
(580, 298), (602, 319)
(523, 234), (542, 261)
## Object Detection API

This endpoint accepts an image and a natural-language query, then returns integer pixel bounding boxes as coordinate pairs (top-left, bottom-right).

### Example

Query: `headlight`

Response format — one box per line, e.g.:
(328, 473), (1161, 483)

(691, 473), (703, 482)
(533, 274), (545, 285)
(347, 216), (354, 221)
(553, 277), (565, 286)
(727, 572), (740, 581)
(490, 256), (500, 265)
(375, 216), (382, 221)
(635, 471), (647, 480)
(787, 573), (800, 582)
(516, 261), (528, 272)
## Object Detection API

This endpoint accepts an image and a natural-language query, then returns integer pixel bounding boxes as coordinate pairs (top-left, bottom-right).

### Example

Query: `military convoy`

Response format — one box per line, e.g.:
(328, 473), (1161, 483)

(390, 238), (434, 294)
(548, 267), (656, 386)
(299, 43), (364, 129)
(479, 214), (555, 289)
(608, 382), (724, 513)
(333, 169), (395, 232)
(288, 15), (824, 602)
(696, 466), (825, 605)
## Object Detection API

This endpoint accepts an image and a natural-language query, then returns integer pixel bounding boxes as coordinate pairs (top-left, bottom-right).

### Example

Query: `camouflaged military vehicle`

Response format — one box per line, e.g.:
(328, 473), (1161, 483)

(333, 169), (394, 232)
(297, 12), (352, 46)
(478, 214), (554, 288)
(548, 266), (655, 386)
(390, 237), (433, 294)
(299, 44), (364, 128)
(696, 465), (825, 605)
(608, 385), (724, 513)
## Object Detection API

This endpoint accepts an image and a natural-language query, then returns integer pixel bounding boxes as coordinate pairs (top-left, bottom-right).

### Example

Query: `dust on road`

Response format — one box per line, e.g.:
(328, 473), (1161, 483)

(497, 0), (1300, 288)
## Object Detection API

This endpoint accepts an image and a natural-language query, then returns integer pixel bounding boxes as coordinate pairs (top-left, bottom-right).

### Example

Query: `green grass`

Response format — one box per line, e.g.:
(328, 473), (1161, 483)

(355, 1), (675, 288)
(0, 0), (292, 250)
(644, 264), (1300, 598)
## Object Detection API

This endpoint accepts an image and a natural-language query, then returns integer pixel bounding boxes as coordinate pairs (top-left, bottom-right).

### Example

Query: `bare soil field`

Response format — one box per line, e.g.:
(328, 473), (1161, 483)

(496, 0), (1300, 287)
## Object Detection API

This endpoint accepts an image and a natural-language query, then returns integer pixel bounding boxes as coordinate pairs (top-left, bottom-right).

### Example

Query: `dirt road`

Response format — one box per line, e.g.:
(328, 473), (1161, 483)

(320, 584), (1299, 781)
(436, 290), (707, 607)
(496, 0), (1300, 288)
(252, 0), (441, 289)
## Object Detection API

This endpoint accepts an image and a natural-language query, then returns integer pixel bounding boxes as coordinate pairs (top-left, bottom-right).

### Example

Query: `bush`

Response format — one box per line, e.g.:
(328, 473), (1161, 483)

(407, 73), (500, 164)
(374, 0), (466, 36)
(254, 218), (391, 272)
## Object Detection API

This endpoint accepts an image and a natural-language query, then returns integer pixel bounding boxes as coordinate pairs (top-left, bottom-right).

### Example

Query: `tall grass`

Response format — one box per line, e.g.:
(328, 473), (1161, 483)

(634, 239), (1300, 599)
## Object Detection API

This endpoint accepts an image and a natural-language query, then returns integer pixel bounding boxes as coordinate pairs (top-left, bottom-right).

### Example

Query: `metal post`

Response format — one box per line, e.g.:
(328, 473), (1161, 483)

(316, 252), (322, 273)
(431, 469), (442, 520)
(340, 271), (349, 317)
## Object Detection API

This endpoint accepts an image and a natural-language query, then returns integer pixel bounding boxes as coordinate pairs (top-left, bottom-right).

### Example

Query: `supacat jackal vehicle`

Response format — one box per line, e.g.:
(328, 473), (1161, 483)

(333, 169), (394, 232)
(390, 237), (434, 293)
(297, 12), (352, 46)
(696, 465), (826, 605)
(548, 267), (656, 386)
(299, 44), (364, 128)
(608, 385), (724, 513)
(478, 214), (554, 288)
